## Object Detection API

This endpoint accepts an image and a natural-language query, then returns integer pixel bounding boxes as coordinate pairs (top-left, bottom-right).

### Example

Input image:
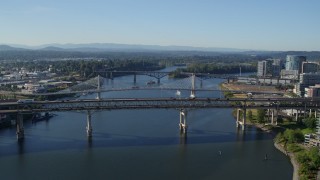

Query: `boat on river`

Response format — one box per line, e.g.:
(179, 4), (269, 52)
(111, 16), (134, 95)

(146, 80), (156, 85)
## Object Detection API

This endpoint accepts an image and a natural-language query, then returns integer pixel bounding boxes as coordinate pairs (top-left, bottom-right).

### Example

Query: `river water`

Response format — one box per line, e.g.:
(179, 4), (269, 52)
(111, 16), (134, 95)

(0, 67), (292, 180)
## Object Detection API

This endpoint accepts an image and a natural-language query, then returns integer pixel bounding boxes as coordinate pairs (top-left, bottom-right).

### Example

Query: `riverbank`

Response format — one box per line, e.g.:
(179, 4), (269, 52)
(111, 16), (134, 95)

(274, 142), (299, 180)
(221, 82), (299, 179)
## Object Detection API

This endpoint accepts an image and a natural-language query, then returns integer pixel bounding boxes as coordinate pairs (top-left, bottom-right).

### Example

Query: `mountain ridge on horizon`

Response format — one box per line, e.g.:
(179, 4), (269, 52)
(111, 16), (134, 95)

(1, 43), (254, 52)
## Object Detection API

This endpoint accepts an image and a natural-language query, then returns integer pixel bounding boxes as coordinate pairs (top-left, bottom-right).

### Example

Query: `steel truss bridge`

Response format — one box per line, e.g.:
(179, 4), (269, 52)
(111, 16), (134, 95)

(4, 97), (320, 140)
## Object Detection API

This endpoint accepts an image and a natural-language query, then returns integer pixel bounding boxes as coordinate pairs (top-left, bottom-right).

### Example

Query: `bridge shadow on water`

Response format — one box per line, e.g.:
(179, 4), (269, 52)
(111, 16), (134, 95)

(0, 125), (274, 157)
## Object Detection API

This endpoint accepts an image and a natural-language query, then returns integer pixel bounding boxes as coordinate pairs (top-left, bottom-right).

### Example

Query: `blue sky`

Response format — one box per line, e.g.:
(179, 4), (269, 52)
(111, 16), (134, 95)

(1, 0), (319, 51)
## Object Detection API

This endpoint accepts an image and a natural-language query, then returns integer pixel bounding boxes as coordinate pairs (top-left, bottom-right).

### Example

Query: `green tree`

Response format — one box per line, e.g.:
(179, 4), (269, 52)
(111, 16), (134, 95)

(247, 110), (253, 122)
(257, 109), (265, 123)
(283, 129), (304, 143)
(303, 117), (317, 129)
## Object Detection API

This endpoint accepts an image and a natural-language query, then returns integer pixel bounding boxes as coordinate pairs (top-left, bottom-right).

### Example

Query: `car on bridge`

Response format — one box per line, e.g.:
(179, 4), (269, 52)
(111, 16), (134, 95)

(17, 99), (34, 104)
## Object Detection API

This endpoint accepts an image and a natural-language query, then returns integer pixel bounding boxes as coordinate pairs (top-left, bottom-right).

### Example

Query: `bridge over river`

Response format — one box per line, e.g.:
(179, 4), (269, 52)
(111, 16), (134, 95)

(3, 97), (320, 140)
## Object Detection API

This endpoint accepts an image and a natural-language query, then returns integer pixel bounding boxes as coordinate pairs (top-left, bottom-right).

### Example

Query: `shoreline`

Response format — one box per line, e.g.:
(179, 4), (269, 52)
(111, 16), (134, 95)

(273, 141), (299, 180)
(221, 82), (299, 179)
(245, 111), (300, 180)
(250, 123), (299, 180)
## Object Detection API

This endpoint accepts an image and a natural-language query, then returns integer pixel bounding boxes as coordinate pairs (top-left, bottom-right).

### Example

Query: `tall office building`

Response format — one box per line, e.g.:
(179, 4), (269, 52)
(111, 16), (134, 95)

(302, 62), (319, 73)
(257, 59), (272, 77)
(285, 55), (306, 73)
(272, 59), (281, 77)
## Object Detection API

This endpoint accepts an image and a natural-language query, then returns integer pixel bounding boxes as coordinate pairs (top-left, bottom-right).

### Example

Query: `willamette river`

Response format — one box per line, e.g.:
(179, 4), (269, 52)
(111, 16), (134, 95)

(0, 67), (292, 180)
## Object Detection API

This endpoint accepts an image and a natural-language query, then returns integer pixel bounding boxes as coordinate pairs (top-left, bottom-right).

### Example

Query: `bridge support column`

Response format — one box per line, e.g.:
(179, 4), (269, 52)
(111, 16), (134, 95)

(295, 109), (299, 121)
(236, 109), (240, 127)
(86, 111), (92, 137)
(179, 109), (187, 134)
(110, 72), (113, 80)
(271, 110), (274, 124)
(242, 108), (246, 131)
(134, 73), (137, 84)
(157, 78), (160, 84)
(275, 108), (279, 125)
(16, 113), (24, 140)
(304, 104), (307, 119)
(309, 109), (313, 118)
(315, 109), (318, 119)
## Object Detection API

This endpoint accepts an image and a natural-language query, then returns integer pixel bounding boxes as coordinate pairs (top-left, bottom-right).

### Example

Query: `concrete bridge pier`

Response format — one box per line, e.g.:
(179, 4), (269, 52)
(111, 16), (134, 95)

(86, 111), (93, 137)
(295, 109), (299, 121)
(275, 109), (279, 125)
(179, 109), (187, 134)
(242, 108), (246, 131)
(271, 110), (274, 124)
(133, 73), (137, 84)
(110, 72), (113, 80)
(236, 109), (240, 127)
(16, 114), (24, 140)
(157, 78), (160, 84)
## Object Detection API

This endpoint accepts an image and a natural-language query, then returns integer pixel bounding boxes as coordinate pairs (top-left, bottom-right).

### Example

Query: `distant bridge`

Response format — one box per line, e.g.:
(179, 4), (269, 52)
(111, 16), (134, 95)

(0, 73), (287, 97)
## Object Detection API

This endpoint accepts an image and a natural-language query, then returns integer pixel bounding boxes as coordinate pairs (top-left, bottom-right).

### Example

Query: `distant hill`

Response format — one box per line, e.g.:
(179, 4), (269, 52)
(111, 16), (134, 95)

(0, 45), (28, 51)
(1, 43), (320, 61)
(40, 46), (66, 51)
(7, 43), (251, 52)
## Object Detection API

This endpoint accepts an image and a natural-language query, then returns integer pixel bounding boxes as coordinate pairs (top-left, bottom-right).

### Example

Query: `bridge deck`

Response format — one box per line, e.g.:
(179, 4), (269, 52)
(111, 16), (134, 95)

(1, 97), (319, 114)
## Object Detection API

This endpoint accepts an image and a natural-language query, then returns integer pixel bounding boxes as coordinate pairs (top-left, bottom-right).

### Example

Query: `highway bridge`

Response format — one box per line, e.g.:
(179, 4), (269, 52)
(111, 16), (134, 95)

(3, 97), (320, 140)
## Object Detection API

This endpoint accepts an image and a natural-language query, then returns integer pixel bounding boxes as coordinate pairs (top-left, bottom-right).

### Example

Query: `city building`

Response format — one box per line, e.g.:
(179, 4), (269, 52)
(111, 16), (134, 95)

(280, 69), (299, 79)
(304, 114), (320, 147)
(305, 84), (320, 97)
(257, 59), (272, 77)
(295, 72), (320, 96)
(285, 55), (306, 73)
(272, 59), (281, 77)
(302, 61), (319, 73)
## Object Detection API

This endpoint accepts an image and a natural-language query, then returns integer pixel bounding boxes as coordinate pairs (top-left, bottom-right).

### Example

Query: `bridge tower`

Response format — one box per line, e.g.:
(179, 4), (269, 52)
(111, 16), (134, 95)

(190, 73), (196, 98)
(86, 110), (93, 137)
(96, 75), (101, 100)
(16, 113), (24, 139)
(179, 109), (187, 134)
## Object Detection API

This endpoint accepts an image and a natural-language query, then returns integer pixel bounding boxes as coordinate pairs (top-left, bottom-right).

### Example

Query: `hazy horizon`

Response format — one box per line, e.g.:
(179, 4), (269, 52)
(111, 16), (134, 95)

(1, 0), (320, 51)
